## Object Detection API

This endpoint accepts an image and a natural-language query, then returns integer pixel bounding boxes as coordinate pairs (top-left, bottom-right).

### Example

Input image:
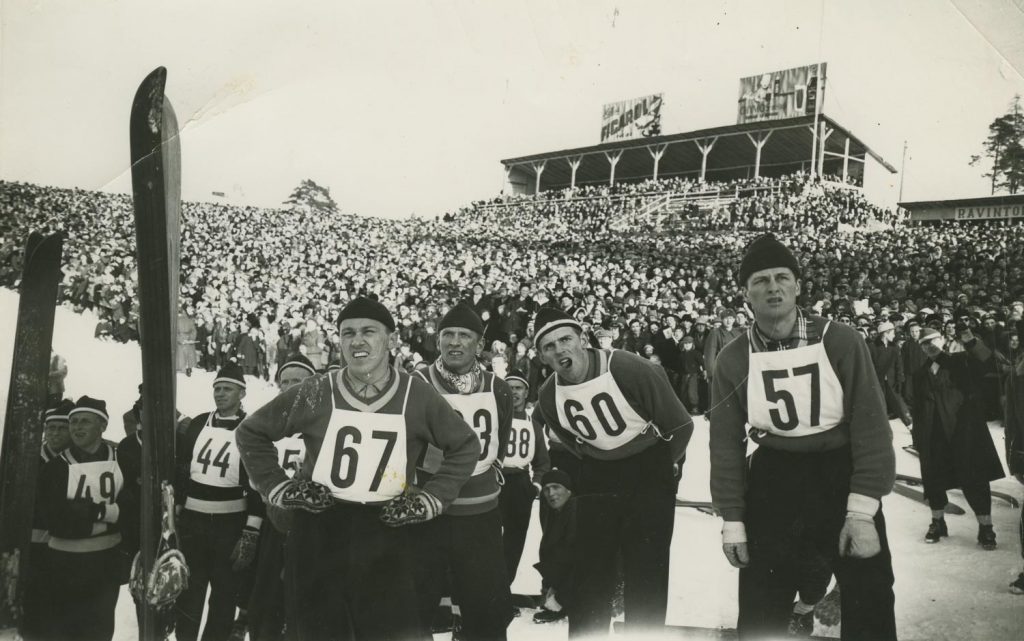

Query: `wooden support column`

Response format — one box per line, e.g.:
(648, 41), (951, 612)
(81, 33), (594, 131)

(531, 160), (547, 194)
(694, 137), (718, 182)
(842, 136), (850, 182)
(604, 150), (623, 186)
(817, 124), (834, 176)
(647, 144), (669, 181)
(566, 156), (582, 189)
(745, 131), (773, 178)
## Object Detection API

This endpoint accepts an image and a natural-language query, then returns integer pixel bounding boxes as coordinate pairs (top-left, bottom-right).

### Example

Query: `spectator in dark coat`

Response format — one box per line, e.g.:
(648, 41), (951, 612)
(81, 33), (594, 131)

(532, 469), (577, 624)
(678, 335), (705, 413)
(912, 327), (1005, 549)
(870, 321), (910, 425)
(901, 321), (928, 410)
(1002, 333), (1024, 593)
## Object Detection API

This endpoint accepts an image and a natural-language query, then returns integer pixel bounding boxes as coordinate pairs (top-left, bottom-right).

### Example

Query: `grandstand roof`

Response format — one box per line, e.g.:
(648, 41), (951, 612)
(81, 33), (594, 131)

(501, 114), (896, 192)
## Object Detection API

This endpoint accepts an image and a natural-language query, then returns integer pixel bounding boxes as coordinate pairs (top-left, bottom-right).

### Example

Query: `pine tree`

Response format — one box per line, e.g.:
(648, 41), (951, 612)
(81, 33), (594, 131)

(970, 95), (1024, 194)
(284, 179), (340, 215)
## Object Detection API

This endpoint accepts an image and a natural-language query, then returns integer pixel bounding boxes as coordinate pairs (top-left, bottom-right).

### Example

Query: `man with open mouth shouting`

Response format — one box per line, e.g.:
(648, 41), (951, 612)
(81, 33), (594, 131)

(530, 306), (694, 637)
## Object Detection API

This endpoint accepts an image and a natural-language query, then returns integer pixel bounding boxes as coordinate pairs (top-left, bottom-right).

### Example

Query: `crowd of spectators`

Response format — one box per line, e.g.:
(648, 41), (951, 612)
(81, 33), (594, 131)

(1, 173), (1022, 404)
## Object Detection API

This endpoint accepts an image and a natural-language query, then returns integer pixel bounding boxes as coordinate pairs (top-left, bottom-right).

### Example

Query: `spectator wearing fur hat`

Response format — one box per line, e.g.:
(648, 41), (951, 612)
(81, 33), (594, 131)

(37, 396), (133, 641)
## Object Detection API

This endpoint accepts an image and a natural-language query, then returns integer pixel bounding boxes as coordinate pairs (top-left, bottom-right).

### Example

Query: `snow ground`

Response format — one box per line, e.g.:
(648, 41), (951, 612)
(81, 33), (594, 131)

(2, 289), (1023, 640)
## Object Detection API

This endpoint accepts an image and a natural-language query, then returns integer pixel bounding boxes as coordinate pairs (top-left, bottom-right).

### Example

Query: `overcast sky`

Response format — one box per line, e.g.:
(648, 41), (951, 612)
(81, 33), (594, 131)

(2, 0), (1023, 219)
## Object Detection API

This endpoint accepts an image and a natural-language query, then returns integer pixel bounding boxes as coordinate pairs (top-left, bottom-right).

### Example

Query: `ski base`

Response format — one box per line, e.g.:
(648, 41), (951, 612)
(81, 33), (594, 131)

(612, 622), (834, 639)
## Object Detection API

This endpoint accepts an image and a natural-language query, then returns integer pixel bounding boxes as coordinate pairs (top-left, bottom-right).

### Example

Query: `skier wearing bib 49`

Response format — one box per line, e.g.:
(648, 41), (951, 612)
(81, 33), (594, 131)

(531, 307), (693, 637)
(709, 234), (897, 641)
(235, 297), (480, 641)
(37, 396), (133, 641)
(174, 363), (263, 641)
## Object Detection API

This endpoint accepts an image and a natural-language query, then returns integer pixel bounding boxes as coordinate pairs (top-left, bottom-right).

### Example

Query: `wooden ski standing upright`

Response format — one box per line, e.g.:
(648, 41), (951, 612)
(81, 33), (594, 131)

(129, 66), (182, 641)
(0, 231), (63, 632)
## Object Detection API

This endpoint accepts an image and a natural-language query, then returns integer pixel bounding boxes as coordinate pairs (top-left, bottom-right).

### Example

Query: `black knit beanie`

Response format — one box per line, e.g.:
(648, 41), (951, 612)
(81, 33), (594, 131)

(439, 302), (484, 336)
(338, 296), (396, 332)
(738, 234), (801, 286)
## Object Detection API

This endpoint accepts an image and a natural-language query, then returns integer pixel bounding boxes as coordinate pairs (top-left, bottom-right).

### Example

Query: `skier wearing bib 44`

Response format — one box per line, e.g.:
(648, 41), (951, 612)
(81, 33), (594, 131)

(531, 307), (694, 637)
(235, 297), (480, 641)
(499, 369), (550, 589)
(709, 234), (897, 641)
(412, 303), (516, 640)
(37, 396), (133, 641)
(174, 363), (263, 641)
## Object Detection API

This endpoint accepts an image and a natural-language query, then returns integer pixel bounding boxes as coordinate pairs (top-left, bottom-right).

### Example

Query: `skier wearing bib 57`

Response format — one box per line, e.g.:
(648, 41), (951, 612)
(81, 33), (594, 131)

(709, 234), (897, 641)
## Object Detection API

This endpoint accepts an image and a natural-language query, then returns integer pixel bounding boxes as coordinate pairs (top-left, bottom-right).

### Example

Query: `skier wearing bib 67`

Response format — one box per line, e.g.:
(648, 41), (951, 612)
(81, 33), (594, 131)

(709, 234), (897, 641)
(235, 297), (480, 641)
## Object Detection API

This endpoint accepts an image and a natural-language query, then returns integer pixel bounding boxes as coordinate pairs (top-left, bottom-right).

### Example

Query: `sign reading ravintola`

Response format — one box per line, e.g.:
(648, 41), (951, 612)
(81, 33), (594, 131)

(737, 63), (826, 124)
(601, 94), (663, 142)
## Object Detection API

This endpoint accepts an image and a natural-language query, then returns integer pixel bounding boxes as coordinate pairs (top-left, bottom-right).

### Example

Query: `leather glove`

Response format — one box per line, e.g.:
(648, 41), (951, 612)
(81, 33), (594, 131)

(379, 491), (442, 527)
(721, 521), (749, 568)
(838, 513), (881, 558)
(230, 526), (260, 571)
(268, 479), (334, 513)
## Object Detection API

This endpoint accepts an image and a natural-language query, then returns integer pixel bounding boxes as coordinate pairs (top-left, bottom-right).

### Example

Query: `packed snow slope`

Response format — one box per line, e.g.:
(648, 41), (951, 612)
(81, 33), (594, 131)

(1, 289), (1023, 640)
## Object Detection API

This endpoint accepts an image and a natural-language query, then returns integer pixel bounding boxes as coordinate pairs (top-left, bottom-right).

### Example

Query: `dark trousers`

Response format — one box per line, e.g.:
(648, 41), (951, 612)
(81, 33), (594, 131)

(680, 374), (701, 412)
(925, 481), (992, 515)
(286, 504), (426, 641)
(499, 471), (536, 584)
(248, 522), (288, 641)
(47, 547), (122, 641)
(568, 443), (677, 638)
(176, 510), (246, 641)
(413, 510), (512, 641)
(738, 446), (897, 641)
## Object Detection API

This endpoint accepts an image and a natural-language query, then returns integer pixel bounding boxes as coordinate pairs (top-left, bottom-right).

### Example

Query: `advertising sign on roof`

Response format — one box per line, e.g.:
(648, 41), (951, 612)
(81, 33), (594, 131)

(601, 94), (663, 142)
(737, 63), (826, 124)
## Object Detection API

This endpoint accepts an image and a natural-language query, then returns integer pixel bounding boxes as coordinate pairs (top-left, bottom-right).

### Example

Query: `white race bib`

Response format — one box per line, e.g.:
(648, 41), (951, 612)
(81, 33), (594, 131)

(311, 409), (408, 503)
(745, 322), (845, 437)
(442, 390), (501, 475)
(275, 436), (305, 477)
(554, 351), (650, 451)
(190, 419), (242, 487)
(503, 417), (535, 469)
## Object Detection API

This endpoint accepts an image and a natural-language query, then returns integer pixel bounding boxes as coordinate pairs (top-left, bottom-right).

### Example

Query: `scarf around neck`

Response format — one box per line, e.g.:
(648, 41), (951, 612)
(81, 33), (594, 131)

(435, 358), (484, 394)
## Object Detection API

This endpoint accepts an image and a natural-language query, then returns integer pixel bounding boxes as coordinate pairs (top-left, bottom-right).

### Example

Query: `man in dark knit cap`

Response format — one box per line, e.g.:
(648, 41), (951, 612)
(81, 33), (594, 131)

(37, 396), (133, 641)
(532, 468), (577, 625)
(709, 234), (897, 640)
(498, 369), (550, 611)
(236, 297), (479, 641)
(530, 304), (693, 637)
(411, 301), (515, 639)
(175, 362), (263, 641)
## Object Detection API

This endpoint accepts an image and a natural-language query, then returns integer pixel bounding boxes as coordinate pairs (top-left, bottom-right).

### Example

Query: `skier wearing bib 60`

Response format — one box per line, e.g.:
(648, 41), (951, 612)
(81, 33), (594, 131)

(531, 307), (693, 637)
(709, 234), (897, 640)
(235, 297), (480, 641)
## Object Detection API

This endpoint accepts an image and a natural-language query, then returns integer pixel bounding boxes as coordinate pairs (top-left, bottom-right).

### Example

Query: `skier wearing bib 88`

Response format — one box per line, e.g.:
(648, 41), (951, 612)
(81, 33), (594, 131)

(499, 368), (550, 589)
(37, 396), (133, 641)
(709, 234), (897, 641)
(531, 307), (694, 637)
(235, 297), (480, 641)
(174, 363), (263, 641)
(411, 302), (515, 640)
